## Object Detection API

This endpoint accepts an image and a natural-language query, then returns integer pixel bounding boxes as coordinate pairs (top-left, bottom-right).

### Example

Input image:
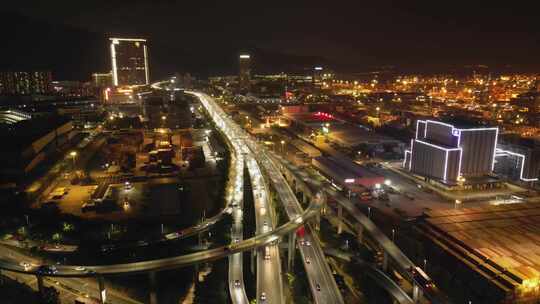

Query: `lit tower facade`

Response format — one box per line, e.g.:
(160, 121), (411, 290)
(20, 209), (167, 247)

(238, 54), (251, 92)
(109, 38), (150, 86)
(404, 120), (498, 183)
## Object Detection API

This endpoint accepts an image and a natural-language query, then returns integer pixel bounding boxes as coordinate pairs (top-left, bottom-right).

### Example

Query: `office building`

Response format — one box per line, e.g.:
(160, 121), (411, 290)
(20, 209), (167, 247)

(238, 53), (251, 92)
(404, 120), (498, 183)
(92, 72), (113, 88)
(495, 138), (540, 182)
(109, 38), (150, 86)
(313, 66), (323, 87)
(0, 71), (52, 95)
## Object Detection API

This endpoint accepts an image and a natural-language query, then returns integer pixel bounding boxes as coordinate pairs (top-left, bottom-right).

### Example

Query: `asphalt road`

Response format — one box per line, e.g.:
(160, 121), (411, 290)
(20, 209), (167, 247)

(248, 156), (284, 304)
(255, 149), (344, 304)
(228, 150), (249, 304)
(0, 245), (142, 304)
(273, 154), (450, 304)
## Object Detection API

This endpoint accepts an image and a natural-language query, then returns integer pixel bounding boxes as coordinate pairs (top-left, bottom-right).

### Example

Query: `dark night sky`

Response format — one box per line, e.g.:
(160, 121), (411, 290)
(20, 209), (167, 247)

(2, 1), (540, 80)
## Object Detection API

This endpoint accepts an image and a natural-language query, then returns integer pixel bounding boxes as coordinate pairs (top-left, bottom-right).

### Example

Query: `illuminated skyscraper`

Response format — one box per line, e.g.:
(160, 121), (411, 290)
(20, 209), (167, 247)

(109, 38), (149, 86)
(238, 54), (251, 92)
(313, 66), (323, 87)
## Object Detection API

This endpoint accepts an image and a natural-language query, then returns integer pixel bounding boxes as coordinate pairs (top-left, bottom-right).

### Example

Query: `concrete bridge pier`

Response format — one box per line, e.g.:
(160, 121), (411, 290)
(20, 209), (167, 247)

(251, 249), (256, 274)
(302, 192), (308, 205)
(287, 231), (296, 272)
(36, 275), (45, 299)
(149, 271), (158, 304)
(337, 204), (343, 234)
(98, 275), (107, 304)
(312, 214), (321, 231)
(382, 252), (389, 272)
(412, 284), (422, 303)
(356, 223), (364, 243)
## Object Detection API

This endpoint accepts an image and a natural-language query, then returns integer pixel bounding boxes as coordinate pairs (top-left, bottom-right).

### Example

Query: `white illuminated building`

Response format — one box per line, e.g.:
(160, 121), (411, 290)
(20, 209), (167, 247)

(404, 120), (538, 183)
(109, 38), (149, 86)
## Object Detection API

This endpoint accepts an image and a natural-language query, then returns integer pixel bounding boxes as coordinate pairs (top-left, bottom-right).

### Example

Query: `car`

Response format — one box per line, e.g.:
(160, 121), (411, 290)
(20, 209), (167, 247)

(306, 258), (311, 264)
(260, 292), (267, 301)
(234, 279), (241, 287)
(165, 232), (181, 240)
(101, 244), (115, 252)
(37, 265), (57, 275)
(81, 201), (96, 212)
(264, 247), (271, 260)
(301, 240), (311, 246)
(74, 266), (86, 271)
(316, 283), (321, 291)
(19, 261), (31, 270)
(234, 238), (240, 243)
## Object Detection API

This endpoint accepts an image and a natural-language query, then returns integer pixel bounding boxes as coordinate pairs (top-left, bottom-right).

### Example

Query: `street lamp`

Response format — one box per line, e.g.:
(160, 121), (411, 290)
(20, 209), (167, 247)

(392, 228), (396, 242)
(69, 151), (77, 171)
(368, 206), (371, 219)
(423, 259), (427, 271)
(280, 140), (286, 154)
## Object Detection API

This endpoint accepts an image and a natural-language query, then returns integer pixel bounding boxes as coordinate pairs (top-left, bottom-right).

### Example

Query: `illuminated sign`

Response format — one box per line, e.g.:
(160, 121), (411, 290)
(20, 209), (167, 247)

(344, 178), (355, 184)
(239, 54), (250, 59)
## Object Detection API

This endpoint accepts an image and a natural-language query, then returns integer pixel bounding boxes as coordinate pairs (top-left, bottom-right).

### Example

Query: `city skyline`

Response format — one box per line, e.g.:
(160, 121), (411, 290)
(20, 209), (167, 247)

(2, 3), (540, 304)
(2, 2), (540, 80)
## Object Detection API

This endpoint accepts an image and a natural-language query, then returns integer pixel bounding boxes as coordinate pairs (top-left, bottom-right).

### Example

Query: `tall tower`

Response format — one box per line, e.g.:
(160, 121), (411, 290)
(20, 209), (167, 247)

(238, 54), (251, 93)
(110, 38), (150, 86)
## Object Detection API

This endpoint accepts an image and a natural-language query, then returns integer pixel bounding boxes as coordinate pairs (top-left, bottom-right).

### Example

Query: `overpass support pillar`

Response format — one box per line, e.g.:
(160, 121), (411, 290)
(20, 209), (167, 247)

(194, 264), (199, 281)
(356, 223), (364, 243)
(337, 204), (343, 234)
(149, 271), (158, 304)
(287, 231), (296, 272)
(98, 275), (107, 304)
(251, 249), (256, 274)
(382, 251), (389, 272)
(412, 284), (422, 303)
(36, 275), (45, 299)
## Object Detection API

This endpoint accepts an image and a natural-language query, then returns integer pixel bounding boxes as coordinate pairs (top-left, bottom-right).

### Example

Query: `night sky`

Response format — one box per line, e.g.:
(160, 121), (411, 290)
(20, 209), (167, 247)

(2, 1), (540, 80)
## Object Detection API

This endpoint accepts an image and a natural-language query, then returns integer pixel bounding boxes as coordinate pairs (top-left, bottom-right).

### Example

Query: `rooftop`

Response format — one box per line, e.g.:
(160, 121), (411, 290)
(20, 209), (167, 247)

(0, 115), (71, 152)
(422, 203), (540, 298)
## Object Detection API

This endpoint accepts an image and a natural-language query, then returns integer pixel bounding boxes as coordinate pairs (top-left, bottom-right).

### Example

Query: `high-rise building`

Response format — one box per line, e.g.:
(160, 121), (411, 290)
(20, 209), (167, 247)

(109, 38), (149, 86)
(0, 71), (52, 95)
(313, 66), (323, 87)
(92, 72), (113, 88)
(404, 120), (498, 183)
(238, 54), (251, 92)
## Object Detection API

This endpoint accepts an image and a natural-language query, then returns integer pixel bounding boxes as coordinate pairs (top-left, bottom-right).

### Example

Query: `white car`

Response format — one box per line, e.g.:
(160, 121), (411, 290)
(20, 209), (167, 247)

(301, 240), (311, 246)
(260, 292), (267, 301)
